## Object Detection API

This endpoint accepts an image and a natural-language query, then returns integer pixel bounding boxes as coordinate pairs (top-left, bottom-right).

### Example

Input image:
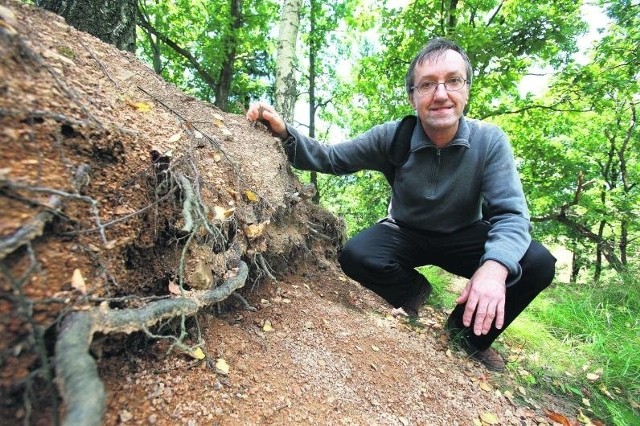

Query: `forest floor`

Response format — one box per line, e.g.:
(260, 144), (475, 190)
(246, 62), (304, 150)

(0, 1), (585, 425)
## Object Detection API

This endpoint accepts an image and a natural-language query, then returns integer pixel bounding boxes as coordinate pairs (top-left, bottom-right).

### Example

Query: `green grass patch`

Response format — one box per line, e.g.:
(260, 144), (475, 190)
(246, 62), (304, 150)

(501, 275), (639, 425)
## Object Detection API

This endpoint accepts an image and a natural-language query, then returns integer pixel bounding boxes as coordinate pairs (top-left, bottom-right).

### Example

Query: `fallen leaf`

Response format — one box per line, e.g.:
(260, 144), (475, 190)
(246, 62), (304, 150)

(577, 410), (593, 424)
(71, 269), (87, 294)
(215, 358), (229, 375)
(263, 320), (273, 332)
(479, 381), (492, 392)
(479, 412), (500, 425)
(213, 151), (222, 162)
(126, 99), (152, 112)
(503, 390), (516, 405)
(586, 372), (600, 381)
(168, 131), (183, 143)
(545, 410), (571, 426)
(582, 397), (591, 407)
(212, 113), (225, 127)
(168, 281), (181, 295)
(245, 190), (258, 202)
(221, 126), (233, 139)
(114, 205), (134, 215)
(190, 347), (205, 360)
(193, 130), (203, 139)
(244, 221), (269, 239)
(213, 206), (235, 221)
(371, 345), (380, 352)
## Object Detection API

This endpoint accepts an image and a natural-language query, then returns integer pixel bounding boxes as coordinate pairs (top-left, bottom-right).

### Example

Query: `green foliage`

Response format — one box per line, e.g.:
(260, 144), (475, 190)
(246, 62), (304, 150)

(136, 0), (278, 112)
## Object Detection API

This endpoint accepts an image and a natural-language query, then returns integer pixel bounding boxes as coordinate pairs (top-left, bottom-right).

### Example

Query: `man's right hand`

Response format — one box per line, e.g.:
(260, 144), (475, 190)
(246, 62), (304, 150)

(246, 103), (288, 139)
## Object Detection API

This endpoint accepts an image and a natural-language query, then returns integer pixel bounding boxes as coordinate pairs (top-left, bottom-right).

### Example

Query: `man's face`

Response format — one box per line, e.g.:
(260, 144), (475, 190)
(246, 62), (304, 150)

(408, 50), (469, 138)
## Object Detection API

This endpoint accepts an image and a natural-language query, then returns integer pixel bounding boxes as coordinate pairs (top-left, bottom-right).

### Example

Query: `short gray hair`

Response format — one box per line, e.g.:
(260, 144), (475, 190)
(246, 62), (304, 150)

(405, 38), (473, 94)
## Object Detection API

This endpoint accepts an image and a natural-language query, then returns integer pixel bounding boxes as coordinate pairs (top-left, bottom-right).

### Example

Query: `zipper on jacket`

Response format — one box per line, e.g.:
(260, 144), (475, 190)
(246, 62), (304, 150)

(428, 149), (441, 196)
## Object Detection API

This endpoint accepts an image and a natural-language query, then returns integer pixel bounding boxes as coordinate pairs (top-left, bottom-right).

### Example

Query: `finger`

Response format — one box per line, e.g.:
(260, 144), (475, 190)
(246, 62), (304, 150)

(480, 301), (497, 335)
(495, 299), (505, 330)
(246, 103), (261, 121)
(462, 295), (478, 327)
(473, 303), (488, 335)
(455, 282), (471, 304)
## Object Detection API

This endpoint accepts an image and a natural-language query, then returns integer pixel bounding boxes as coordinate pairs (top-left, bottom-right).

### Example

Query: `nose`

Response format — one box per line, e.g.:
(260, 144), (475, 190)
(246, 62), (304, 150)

(432, 83), (448, 99)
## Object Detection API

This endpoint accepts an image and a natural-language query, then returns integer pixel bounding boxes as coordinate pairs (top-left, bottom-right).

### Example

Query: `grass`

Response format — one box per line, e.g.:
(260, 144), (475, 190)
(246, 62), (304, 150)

(425, 266), (639, 425)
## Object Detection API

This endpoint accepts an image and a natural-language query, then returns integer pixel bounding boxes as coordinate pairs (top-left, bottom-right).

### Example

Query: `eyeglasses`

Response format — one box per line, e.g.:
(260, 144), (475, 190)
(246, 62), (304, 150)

(411, 77), (468, 95)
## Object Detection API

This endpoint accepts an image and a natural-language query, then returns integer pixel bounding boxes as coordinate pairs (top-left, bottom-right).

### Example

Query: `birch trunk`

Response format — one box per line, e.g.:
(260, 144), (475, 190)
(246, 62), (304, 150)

(274, 0), (302, 122)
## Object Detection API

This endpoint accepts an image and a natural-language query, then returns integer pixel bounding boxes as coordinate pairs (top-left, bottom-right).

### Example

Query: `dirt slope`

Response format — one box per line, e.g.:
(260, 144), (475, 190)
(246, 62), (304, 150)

(1, 2), (574, 425)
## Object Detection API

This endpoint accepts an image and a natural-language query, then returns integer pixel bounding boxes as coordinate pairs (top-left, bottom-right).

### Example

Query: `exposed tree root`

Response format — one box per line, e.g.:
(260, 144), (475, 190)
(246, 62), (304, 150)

(55, 261), (249, 426)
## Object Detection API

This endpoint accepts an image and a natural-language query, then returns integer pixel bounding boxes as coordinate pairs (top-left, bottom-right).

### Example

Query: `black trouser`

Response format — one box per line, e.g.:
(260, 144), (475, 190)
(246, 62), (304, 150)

(338, 220), (556, 350)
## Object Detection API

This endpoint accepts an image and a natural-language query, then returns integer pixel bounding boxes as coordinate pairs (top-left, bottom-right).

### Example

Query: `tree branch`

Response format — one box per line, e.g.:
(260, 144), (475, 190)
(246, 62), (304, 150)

(135, 6), (218, 91)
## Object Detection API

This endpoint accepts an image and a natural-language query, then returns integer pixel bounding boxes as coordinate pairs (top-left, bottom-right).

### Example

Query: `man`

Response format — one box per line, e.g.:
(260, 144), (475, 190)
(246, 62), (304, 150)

(246, 38), (556, 371)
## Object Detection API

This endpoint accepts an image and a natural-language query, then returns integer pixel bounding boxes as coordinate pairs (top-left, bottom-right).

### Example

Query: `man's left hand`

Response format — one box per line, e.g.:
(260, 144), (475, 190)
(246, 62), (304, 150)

(456, 260), (508, 336)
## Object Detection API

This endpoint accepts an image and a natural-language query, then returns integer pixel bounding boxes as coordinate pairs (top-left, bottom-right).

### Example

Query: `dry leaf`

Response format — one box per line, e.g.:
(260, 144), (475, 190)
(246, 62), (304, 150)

(168, 131), (183, 143)
(479, 412), (499, 425)
(193, 130), (203, 139)
(221, 127), (233, 140)
(576, 410), (593, 424)
(71, 269), (87, 294)
(245, 190), (258, 202)
(114, 205), (134, 215)
(190, 347), (206, 360)
(244, 221), (269, 239)
(586, 372), (600, 381)
(479, 381), (492, 392)
(213, 113), (225, 127)
(168, 281), (181, 295)
(213, 206), (235, 221)
(582, 397), (591, 407)
(213, 151), (222, 162)
(215, 358), (230, 375)
(262, 320), (273, 332)
(545, 410), (571, 426)
(371, 345), (380, 352)
(126, 99), (152, 112)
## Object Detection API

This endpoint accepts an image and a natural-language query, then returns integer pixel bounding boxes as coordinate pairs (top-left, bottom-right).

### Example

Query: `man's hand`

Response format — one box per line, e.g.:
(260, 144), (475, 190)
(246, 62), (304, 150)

(456, 260), (508, 336)
(246, 103), (288, 139)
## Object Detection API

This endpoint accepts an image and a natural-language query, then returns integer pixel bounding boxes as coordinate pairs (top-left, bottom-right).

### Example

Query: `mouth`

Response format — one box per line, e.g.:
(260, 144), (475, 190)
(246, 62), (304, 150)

(429, 106), (453, 113)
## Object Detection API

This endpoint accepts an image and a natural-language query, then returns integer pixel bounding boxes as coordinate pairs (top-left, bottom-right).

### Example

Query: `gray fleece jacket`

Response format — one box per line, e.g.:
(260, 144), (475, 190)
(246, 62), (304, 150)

(283, 116), (531, 284)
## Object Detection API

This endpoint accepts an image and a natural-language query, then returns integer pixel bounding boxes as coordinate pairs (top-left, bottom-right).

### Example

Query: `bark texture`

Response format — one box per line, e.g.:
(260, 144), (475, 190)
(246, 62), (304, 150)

(36, 0), (136, 52)
(274, 0), (302, 122)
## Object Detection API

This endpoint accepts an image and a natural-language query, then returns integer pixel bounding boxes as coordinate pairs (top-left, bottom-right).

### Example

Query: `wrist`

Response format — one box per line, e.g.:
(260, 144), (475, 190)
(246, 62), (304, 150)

(481, 260), (509, 280)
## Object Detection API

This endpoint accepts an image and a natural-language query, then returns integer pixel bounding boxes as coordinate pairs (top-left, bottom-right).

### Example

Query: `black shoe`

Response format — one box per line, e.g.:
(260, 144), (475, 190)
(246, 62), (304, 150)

(445, 317), (506, 372)
(400, 280), (432, 318)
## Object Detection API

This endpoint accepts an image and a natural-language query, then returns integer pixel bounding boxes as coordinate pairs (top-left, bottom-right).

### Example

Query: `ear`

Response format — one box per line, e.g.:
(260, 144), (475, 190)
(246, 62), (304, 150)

(408, 92), (416, 110)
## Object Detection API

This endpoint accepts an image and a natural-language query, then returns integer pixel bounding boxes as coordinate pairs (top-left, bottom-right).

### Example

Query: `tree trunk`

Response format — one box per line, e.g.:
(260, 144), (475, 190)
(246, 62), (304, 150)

(36, 0), (136, 52)
(214, 0), (243, 111)
(274, 0), (302, 122)
(308, 0), (320, 203)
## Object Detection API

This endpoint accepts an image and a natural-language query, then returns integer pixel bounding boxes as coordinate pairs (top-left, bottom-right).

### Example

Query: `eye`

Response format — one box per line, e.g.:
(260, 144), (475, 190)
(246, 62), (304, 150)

(420, 81), (437, 91)
(448, 77), (463, 84)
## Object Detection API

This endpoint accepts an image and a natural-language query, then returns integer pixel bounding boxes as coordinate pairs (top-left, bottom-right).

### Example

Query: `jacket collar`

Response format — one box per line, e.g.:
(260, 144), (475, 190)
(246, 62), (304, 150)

(411, 116), (471, 150)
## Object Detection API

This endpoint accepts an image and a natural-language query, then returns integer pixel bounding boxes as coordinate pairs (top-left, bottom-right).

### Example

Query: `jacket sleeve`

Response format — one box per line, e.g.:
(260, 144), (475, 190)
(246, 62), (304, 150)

(480, 131), (532, 286)
(282, 123), (396, 175)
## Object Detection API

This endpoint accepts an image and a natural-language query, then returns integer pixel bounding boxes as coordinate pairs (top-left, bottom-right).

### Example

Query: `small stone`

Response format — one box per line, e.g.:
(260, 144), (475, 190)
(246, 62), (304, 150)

(119, 409), (133, 423)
